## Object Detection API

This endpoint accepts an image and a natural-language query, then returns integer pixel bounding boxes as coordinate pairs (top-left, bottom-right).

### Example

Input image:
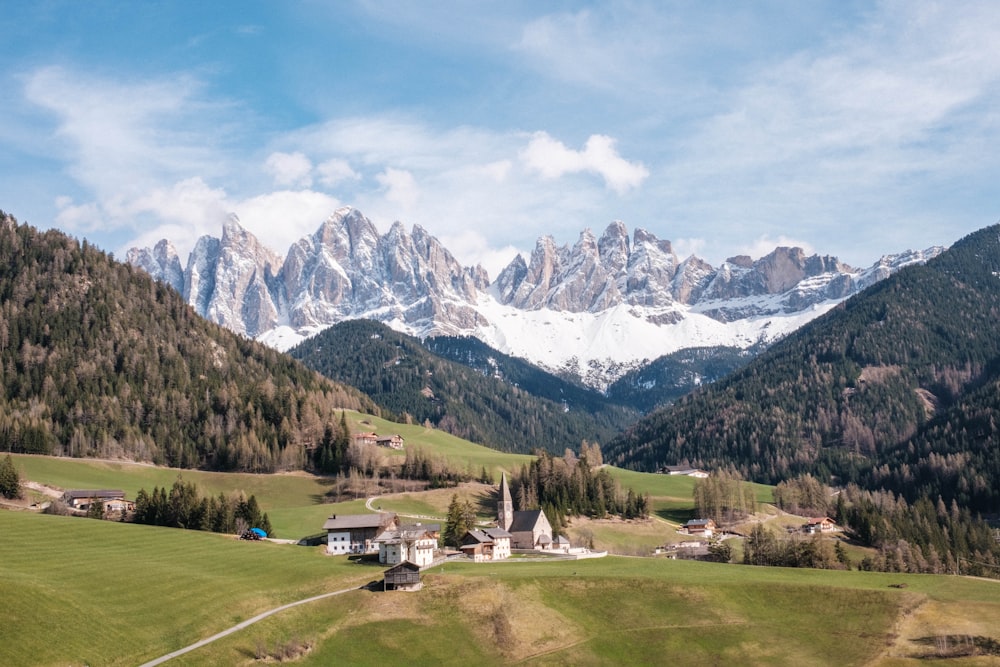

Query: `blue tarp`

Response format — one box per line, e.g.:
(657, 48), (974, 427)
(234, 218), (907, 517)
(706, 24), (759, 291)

(250, 527), (267, 538)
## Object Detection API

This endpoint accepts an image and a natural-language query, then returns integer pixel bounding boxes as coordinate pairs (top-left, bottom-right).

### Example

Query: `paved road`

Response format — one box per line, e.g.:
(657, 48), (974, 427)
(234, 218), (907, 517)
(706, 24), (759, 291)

(137, 585), (361, 666)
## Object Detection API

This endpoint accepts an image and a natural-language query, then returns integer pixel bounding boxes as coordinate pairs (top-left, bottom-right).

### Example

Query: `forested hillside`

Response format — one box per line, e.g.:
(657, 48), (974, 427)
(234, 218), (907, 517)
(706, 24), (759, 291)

(289, 321), (639, 454)
(0, 212), (376, 471)
(425, 334), (636, 414)
(608, 224), (1000, 513)
(605, 345), (757, 413)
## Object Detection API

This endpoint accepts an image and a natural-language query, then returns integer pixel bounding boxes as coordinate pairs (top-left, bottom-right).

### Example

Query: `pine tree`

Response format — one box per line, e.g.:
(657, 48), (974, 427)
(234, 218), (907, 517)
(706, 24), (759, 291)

(443, 493), (464, 547)
(86, 499), (105, 520)
(0, 454), (21, 499)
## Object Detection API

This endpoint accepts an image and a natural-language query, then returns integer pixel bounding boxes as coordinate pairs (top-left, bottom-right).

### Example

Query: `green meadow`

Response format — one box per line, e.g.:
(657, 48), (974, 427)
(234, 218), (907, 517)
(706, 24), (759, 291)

(3, 509), (999, 666)
(9, 416), (742, 544)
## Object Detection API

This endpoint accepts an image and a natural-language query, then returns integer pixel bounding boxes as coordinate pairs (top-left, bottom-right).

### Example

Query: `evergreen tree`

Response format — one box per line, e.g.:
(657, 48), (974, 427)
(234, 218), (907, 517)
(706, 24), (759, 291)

(443, 493), (464, 547)
(0, 454), (21, 499)
(86, 499), (105, 520)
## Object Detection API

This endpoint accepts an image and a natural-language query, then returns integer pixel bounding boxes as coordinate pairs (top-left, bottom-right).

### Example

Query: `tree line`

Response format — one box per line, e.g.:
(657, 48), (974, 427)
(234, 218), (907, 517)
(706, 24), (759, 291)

(692, 471), (758, 524)
(131, 476), (273, 537)
(0, 212), (375, 473)
(607, 224), (1000, 519)
(510, 444), (649, 536)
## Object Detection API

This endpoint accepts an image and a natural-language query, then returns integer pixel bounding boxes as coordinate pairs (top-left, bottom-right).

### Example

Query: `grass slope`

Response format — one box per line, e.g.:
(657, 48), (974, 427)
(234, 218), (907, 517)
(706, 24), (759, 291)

(9, 417), (736, 545)
(4, 509), (998, 666)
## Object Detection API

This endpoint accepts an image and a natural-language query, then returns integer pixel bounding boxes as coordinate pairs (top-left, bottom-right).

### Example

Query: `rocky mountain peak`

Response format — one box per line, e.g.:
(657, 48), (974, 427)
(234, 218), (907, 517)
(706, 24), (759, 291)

(126, 239), (184, 294)
(128, 208), (944, 389)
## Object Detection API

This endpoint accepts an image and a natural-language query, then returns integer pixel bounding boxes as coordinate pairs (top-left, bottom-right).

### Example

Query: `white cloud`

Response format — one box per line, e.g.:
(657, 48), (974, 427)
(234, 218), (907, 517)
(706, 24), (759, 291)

(671, 238), (707, 262)
(264, 151), (313, 188)
(24, 66), (226, 204)
(520, 132), (648, 194)
(233, 189), (342, 254)
(316, 158), (360, 186)
(376, 168), (420, 212)
(439, 229), (522, 280)
(513, 8), (665, 93)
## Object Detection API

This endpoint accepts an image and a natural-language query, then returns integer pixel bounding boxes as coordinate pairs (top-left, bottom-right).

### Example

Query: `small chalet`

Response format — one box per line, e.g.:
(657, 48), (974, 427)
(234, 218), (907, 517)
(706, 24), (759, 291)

(62, 490), (133, 513)
(684, 518), (717, 537)
(323, 513), (398, 555)
(353, 432), (378, 446)
(374, 523), (439, 568)
(670, 540), (711, 560)
(383, 561), (422, 592)
(803, 517), (837, 534)
(661, 466), (709, 478)
(376, 434), (405, 450)
(460, 527), (512, 562)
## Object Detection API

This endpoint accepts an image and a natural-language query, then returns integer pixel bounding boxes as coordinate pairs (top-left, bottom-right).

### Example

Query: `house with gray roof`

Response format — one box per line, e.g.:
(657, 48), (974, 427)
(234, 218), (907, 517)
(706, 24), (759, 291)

(323, 513), (398, 555)
(374, 523), (439, 568)
(460, 526), (512, 562)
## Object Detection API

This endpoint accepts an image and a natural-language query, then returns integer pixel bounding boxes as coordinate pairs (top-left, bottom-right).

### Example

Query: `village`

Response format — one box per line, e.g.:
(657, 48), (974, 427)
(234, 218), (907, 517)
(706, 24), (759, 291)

(38, 457), (843, 593)
(323, 473), (608, 591)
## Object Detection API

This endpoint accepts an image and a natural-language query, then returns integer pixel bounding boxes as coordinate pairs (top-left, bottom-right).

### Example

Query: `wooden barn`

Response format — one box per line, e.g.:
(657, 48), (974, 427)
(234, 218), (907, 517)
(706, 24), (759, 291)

(383, 561), (422, 591)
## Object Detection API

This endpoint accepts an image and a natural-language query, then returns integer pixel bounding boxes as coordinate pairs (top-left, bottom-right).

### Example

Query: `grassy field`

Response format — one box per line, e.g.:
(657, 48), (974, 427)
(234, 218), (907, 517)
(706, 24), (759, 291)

(9, 427), (763, 545)
(3, 509), (998, 666)
(341, 412), (536, 475)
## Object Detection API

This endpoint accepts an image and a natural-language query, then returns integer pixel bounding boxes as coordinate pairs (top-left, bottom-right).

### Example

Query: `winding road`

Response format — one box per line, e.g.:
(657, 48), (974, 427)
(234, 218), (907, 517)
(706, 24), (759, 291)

(137, 585), (361, 666)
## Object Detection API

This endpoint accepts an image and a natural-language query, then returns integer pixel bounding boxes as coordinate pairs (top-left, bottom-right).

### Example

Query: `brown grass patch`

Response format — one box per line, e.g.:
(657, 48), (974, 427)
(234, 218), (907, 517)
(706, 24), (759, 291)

(873, 594), (1000, 664)
(442, 579), (583, 660)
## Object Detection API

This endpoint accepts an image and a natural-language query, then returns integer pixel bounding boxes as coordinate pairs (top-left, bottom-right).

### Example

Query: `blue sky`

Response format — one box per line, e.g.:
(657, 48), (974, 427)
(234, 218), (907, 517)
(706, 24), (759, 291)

(1, 1), (999, 277)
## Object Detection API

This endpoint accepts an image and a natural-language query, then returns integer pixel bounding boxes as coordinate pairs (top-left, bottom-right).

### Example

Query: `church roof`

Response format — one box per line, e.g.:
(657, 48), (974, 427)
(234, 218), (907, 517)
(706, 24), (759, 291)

(500, 472), (512, 504)
(509, 509), (546, 533)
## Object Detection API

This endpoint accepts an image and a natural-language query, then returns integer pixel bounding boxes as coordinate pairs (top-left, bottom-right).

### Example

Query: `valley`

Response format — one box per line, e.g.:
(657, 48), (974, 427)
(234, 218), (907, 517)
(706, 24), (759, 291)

(3, 473), (998, 666)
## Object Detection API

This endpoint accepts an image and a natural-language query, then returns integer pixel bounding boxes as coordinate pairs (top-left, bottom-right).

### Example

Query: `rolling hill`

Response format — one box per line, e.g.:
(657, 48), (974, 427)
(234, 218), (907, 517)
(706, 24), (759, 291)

(0, 211), (376, 472)
(3, 507), (999, 666)
(607, 223), (1000, 512)
(288, 320), (639, 454)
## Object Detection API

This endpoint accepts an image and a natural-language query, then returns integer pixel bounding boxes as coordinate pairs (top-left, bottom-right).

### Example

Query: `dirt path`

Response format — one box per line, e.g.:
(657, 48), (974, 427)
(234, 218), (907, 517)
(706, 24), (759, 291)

(137, 585), (362, 666)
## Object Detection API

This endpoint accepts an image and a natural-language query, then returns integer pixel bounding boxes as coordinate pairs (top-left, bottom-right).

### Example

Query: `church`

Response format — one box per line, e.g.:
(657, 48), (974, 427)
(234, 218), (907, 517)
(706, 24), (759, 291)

(497, 473), (554, 550)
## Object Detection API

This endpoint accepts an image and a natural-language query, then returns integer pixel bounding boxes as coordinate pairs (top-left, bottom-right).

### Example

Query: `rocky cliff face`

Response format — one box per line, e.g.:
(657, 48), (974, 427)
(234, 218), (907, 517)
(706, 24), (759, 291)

(128, 207), (944, 387)
(126, 239), (184, 294)
(135, 207), (490, 341)
(491, 224), (882, 322)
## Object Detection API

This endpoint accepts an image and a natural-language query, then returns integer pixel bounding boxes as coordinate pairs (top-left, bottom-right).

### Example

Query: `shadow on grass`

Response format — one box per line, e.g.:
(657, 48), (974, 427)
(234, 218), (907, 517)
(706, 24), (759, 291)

(657, 507), (695, 524)
(474, 488), (497, 518)
(309, 475), (339, 504)
(911, 635), (1000, 658)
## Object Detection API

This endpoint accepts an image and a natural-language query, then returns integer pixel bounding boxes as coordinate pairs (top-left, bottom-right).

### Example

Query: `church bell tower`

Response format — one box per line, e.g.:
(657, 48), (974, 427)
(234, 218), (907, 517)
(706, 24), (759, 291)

(498, 472), (514, 531)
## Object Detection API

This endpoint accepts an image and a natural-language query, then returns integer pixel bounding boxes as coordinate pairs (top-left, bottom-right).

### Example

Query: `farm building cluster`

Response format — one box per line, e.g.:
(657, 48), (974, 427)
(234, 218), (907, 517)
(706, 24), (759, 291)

(352, 432), (405, 449)
(661, 515), (841, 560)
(62, 489), (134, 514)
(323, 474), (591, 588)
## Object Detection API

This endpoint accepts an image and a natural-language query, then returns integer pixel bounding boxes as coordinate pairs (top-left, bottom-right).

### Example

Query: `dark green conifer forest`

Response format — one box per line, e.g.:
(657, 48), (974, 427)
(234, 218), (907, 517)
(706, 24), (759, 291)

(289, 320), (638, 454)
(608, 224), (1000, 515)
(0, 212), (376, 472)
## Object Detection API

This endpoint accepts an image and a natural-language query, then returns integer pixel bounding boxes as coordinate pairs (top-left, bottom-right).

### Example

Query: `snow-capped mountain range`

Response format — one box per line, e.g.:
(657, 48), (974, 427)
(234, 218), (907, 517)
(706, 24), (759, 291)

(127, 206), (943, 389)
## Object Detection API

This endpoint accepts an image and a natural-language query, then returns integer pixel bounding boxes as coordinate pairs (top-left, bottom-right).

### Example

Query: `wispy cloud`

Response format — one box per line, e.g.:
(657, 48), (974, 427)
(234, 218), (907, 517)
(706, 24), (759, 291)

(24, 66), (230, 201)
(8, 1), (1000, 281)
(264, 152), (313, 188)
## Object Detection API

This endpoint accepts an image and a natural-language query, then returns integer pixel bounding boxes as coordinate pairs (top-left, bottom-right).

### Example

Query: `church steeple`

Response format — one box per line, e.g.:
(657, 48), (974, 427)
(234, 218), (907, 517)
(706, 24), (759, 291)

(498, 472), (514, 531)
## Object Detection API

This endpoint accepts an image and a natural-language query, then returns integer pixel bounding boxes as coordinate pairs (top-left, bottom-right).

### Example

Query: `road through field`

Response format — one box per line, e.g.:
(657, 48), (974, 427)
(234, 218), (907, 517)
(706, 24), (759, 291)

(137, 585), (361, 666)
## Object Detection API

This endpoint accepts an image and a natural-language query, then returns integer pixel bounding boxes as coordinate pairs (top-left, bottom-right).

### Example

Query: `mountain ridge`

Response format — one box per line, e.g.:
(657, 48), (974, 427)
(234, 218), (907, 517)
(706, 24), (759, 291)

(128, 206), (943, 388)
(605, 223), (1000, 513)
